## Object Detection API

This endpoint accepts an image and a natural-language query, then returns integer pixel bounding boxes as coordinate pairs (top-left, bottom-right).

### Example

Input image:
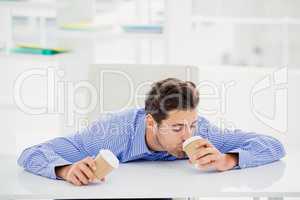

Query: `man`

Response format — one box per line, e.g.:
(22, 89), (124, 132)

(18, 78), (285, 186)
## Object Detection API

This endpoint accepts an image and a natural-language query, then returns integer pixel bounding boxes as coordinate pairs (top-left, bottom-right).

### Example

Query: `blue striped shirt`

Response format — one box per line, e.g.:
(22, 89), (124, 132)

(17, 108), (286, 179)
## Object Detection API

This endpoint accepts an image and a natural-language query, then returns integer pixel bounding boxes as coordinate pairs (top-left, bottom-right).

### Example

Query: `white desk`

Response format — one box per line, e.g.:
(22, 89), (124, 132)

(0, 152), (299, 199)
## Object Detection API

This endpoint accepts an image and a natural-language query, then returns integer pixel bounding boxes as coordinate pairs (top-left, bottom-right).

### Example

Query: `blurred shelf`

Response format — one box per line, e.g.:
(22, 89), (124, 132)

(192, 16), (300, 25)
(0, 0), (57, 18)
(56, 29), (165, 40)
(12, 23), (165, 42)
(0, 0), (56, 9)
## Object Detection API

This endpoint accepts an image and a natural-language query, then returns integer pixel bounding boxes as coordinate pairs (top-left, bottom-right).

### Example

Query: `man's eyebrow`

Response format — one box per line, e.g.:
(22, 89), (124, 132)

(171, 124), (184, 127)
(171, 120), (198, 127)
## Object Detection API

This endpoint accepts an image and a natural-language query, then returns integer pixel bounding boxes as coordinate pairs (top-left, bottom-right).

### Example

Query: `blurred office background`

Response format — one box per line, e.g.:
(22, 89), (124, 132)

(0, 0), (298, 166)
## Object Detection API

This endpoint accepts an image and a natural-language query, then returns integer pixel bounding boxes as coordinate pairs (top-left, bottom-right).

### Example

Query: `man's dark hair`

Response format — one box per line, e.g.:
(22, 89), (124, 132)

(145, 78), (199, 125)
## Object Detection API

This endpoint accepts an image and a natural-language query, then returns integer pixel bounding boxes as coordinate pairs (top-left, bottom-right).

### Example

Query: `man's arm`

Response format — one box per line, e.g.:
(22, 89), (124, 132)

(17, 116), (126, 180)
(196, 116), (286, 169)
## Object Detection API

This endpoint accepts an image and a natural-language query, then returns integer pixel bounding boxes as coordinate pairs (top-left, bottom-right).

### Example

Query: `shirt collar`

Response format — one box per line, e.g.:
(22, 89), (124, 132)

(130, 108), (156, 157)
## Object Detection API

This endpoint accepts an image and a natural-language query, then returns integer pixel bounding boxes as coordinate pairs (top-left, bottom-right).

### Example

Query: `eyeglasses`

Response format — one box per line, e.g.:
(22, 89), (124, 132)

(158, 123), (197, 135)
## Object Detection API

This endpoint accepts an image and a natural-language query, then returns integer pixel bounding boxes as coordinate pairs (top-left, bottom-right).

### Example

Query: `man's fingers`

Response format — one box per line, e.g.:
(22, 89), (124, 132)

(197, 160), (215, 171)
(69, 174), (82, 186)
(84, 157), (97, 171)
(74, 169), (89, 185)
(67, 157), (108, 186)
(194, 139), (213, 149)
(78, 163), (97, 181)
(192, 147), (215, 161)
(197, 154), (217, 165)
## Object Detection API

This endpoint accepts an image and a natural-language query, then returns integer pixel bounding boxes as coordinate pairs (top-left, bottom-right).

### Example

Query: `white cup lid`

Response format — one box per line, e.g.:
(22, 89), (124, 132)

(183, 136), (203, 149)
(99, 149), (119, 168)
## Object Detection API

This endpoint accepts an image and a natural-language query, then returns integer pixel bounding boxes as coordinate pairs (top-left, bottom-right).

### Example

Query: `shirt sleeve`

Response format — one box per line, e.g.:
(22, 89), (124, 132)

(17, 115), (128, 179)
(195, 116), (286, 169)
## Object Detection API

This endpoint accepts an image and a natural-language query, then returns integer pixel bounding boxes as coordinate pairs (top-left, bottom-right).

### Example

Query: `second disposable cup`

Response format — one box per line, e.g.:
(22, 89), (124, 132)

(94, 149), (119, 180)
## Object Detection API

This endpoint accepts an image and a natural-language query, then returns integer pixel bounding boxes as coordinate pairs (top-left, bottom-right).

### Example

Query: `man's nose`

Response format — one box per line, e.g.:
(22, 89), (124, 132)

(182, 126), (192, 140)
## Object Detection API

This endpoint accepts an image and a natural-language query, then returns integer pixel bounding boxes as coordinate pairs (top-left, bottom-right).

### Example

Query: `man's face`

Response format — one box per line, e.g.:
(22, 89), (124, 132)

(155, 109), (198, 158)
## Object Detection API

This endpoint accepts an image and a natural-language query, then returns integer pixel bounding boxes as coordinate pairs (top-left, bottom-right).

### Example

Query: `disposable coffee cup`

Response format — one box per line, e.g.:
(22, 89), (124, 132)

(94, 149), (119, 180)
(182, 136), (203, 164)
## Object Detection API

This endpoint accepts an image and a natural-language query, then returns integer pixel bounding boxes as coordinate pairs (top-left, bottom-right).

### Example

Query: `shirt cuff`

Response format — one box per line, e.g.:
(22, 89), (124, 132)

(228, 149), (253, 169)
(48, 158), (72, 180)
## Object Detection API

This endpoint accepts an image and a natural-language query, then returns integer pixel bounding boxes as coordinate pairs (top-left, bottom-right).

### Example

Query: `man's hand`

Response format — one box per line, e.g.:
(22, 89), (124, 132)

(188, 139), (238, 172)
(55, 157), (105, 186)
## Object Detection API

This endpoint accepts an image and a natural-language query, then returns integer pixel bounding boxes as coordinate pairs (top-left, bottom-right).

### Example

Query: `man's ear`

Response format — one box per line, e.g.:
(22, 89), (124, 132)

(146, 114), (156, 131)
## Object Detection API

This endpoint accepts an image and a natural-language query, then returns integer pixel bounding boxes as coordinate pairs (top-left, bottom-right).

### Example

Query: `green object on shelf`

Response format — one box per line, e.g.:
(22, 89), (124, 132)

(60, 22), (100, 31)
(12, 44), (70, 56)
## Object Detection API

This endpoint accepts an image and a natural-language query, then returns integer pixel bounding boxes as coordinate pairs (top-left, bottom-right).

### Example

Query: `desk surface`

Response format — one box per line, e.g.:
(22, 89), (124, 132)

(1, 152), (299, 199)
